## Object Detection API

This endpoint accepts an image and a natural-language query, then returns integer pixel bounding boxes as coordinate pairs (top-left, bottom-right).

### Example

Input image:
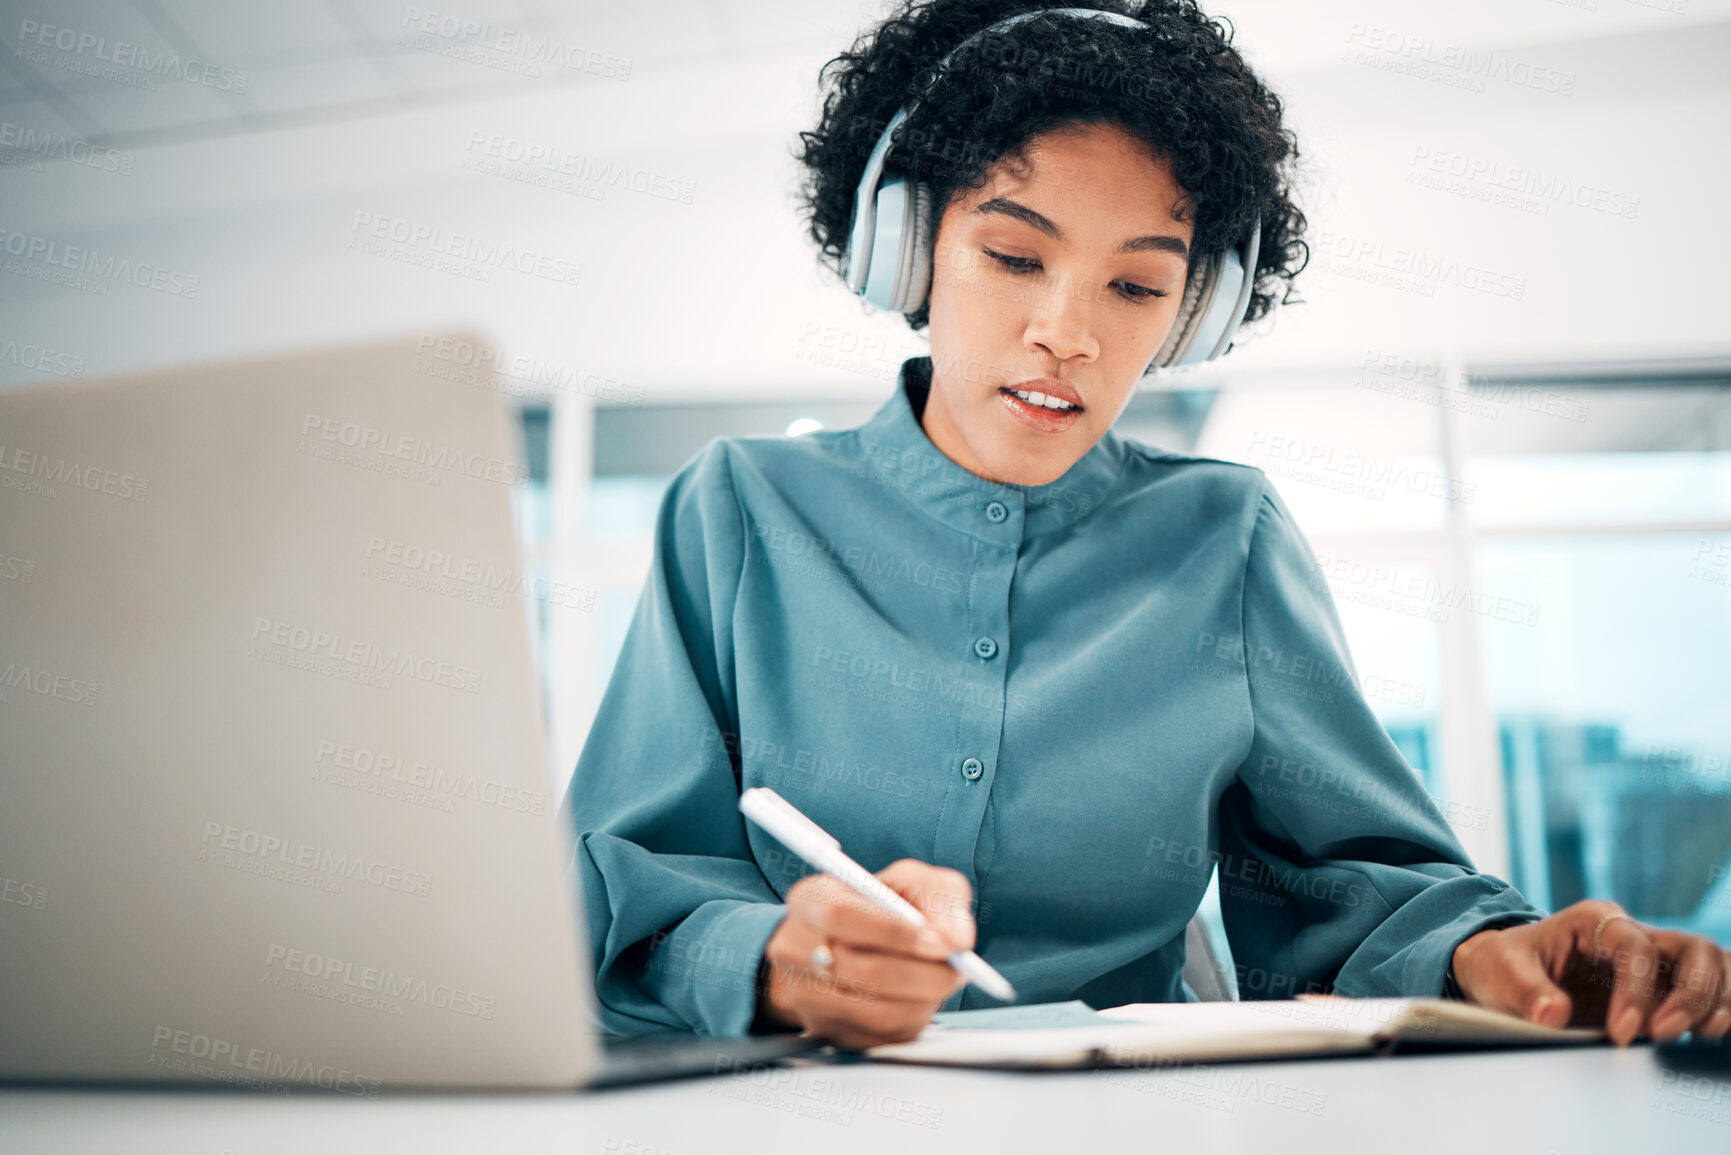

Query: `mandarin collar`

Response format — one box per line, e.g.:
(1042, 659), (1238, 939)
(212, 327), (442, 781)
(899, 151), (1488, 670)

(848, 356), (1126, 548)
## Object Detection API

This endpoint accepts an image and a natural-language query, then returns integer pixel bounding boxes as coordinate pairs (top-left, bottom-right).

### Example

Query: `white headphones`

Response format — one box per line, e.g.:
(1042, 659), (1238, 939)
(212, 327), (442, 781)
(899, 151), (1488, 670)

(842, 6), (1262, 370)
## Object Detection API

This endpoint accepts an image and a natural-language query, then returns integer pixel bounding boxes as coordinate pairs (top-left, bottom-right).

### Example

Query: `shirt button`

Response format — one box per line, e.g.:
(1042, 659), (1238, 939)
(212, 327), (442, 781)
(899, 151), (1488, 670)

(973, 636), (998, 660)
(961, 757), (984, 781)
(984, 501), (1008, 523)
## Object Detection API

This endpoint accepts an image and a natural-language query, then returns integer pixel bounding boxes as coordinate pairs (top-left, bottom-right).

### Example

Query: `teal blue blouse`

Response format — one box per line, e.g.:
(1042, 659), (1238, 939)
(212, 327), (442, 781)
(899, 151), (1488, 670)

(564, 355), (1544, 1037)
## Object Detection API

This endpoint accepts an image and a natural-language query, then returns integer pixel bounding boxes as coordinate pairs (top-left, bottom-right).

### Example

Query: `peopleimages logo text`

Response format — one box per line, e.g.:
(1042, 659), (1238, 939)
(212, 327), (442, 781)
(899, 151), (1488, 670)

(300, 413), (525, 487)
(16, 19), (249, 92)
(148, 1024), (378, 1097)
(349, 211), (582, 287)
(0, 440), (148, 499)
(0, 661), (99, 706)
(399, 7), (631, 79)
(265, 943), (497, 1018)
(0, 227), (198, 297)
(250, 616), (484, 694)
(200, 820), (433, 897)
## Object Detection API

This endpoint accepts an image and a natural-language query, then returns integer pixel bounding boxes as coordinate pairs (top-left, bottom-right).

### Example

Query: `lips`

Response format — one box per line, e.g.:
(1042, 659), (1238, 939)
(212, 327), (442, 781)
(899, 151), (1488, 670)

(997, 384), (1083, 433)
(1006, 378), (1084, 411)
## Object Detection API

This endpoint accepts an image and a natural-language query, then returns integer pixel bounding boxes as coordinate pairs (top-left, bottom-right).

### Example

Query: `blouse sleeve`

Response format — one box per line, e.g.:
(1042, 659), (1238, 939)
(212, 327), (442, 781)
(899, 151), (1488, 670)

(1214, 475), (1546, 1000)
(562, 439), (786, 1037)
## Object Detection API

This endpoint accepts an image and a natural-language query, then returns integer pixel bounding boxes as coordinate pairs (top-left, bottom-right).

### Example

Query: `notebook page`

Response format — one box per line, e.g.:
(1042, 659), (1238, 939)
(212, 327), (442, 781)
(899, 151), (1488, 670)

(866, 1000), (1373, 1069)
(1290, 995), (1607, 1044)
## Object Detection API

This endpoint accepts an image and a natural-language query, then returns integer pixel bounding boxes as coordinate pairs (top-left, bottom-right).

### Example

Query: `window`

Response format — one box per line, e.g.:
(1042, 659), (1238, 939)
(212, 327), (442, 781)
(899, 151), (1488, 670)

(1471, 464), (1731, 939)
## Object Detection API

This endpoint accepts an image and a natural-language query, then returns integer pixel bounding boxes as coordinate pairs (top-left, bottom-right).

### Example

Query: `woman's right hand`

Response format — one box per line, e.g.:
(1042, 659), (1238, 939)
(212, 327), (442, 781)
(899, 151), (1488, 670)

(755, 858), (978, 1048)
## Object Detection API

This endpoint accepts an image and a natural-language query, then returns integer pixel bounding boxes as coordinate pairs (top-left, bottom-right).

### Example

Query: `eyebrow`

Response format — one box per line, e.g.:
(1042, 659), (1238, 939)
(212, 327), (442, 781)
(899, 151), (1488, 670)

(974, 196), (1190, 259)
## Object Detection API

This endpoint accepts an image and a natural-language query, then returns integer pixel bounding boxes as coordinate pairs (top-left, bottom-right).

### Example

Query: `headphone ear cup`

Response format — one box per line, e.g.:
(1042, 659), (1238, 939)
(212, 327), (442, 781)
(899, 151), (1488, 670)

(1149, 219), (1263, 372)
(862, 176), (912, 311)
(1149, 252), (1219, 370)
(896, 182), (935, 315)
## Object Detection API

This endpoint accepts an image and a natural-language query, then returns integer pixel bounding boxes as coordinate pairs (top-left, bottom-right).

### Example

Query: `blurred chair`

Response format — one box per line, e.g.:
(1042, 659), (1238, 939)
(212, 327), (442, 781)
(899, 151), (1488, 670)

(1181, 912), (1238, 1002)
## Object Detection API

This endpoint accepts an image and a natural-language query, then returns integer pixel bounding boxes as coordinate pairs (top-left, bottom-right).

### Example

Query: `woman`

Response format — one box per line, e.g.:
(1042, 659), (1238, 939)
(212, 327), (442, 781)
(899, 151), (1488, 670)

(565, 0), (1731, 1049)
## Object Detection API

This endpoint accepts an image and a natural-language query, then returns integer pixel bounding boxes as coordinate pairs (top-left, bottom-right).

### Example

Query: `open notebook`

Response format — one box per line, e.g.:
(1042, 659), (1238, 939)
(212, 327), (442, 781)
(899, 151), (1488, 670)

(859, 996), (1606, 1069)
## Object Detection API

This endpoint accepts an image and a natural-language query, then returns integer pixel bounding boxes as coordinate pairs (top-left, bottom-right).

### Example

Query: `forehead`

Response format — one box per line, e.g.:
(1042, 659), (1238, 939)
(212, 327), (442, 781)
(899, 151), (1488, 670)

(962, 122), (1193, 230)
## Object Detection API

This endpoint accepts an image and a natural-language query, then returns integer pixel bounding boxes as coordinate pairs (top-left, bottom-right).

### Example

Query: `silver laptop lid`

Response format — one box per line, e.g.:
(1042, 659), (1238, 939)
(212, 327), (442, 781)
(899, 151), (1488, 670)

(0, 336), (597, 1090)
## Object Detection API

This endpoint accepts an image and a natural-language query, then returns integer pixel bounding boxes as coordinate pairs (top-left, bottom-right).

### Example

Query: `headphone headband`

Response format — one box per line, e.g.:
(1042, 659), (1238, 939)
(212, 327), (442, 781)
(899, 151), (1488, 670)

(841, 6), (1262, 370)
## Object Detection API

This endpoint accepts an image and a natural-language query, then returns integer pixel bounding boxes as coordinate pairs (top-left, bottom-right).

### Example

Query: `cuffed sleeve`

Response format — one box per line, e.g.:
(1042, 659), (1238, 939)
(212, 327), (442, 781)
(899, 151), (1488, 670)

(1215, 476), (1546, 1002)
(563, 439), (786, 1037)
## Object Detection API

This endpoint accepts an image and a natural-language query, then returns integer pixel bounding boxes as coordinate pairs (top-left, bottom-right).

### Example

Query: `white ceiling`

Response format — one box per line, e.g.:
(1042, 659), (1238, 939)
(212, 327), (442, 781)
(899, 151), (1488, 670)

(0, 0), (827, 148)
(1, 0), (1729, 395)
(4, 0), (1724, 148)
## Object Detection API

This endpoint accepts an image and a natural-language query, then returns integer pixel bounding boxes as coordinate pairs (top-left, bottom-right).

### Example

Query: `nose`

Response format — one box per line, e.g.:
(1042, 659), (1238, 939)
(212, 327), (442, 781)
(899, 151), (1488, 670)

(1022, 271), (1099, 365)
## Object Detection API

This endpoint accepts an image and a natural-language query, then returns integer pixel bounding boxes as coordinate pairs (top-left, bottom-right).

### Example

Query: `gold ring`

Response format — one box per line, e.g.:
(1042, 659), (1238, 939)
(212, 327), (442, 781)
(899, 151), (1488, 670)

(1591, 911), (1633, 957)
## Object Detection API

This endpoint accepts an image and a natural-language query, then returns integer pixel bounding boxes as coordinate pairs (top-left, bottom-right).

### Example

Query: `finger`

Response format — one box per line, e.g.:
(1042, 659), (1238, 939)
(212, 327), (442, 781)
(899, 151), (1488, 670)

(767, 902), (956, 1019)
(1482, 945), (1574, 1029)
(1594, 916), (1664, 1046)
(787, 876), (946, 958)
(804, 1000), (935, 1050)
(878, 860), (977, 951)
(763, 929), (884, 1014)
(779, 928), (967, 1022)
(763, 911), (865, 988)
(831, 941), (968, 1004)
(1699, 954), (1731, 1040)
(1646, 931), (1725, 1041)
(804, 986), (945, 1048)
(809, 882), (955, 960)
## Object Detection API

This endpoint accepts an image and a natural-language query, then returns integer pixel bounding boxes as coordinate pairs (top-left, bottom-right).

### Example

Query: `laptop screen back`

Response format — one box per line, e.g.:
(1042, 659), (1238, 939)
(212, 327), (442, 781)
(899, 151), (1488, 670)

(0, 336), (598, 1090)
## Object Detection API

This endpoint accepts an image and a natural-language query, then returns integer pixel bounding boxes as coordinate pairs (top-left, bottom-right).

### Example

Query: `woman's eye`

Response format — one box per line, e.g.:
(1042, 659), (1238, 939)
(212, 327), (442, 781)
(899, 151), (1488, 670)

(983, 249), (1039, 273)
(1114, 281), (1166, 303)
(982, 250), (1166, 304)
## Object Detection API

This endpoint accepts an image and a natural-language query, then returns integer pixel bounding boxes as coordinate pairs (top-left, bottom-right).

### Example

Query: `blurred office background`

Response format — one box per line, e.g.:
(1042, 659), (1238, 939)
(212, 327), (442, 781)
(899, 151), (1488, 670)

(2, 0), (1727, 946)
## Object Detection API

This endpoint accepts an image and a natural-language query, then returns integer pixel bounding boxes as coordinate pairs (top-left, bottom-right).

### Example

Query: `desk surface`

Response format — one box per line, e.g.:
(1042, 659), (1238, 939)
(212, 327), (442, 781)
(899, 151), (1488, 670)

(3, 1045), (1727, 1154)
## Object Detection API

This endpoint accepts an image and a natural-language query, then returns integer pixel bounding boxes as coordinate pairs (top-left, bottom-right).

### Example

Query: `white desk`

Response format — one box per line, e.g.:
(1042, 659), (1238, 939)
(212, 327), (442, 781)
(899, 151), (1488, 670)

(3, 1045), (1727, 1154)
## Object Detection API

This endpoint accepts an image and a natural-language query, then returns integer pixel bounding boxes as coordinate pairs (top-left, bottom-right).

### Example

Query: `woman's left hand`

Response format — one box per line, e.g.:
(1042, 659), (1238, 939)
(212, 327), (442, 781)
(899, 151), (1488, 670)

(1450, 899), (1731, 1046)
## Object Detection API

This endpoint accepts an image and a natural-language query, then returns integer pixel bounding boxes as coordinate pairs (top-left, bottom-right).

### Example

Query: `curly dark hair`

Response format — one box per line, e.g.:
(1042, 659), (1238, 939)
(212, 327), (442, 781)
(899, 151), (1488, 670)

(794, 0), (1307, 336)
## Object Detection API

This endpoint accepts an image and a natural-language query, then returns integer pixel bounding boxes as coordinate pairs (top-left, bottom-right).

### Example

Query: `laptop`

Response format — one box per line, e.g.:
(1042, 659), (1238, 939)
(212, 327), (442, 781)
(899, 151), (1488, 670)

(0, 335), (818, 1092)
